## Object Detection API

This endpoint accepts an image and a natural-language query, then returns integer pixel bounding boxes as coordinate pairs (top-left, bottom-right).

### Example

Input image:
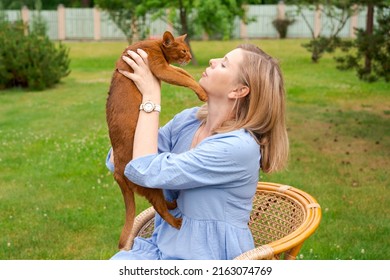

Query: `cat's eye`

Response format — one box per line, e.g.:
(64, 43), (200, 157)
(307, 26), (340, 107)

(182, 50), (187, 54)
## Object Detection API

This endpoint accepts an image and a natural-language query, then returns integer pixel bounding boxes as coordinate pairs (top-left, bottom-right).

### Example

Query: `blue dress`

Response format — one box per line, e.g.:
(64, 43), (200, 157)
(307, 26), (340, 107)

(106, 107), (260, 260)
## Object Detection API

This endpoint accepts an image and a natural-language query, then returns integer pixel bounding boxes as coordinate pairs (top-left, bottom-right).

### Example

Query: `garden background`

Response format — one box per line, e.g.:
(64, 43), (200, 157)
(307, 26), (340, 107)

(0, 1), (389, 260)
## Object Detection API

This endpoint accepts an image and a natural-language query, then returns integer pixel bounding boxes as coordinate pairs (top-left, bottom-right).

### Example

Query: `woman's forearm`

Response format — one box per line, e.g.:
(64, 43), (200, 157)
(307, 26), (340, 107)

(133, 96), (161, 159)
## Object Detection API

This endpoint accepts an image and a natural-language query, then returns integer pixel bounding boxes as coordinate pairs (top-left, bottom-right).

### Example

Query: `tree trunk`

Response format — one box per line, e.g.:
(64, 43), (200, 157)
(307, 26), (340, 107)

(178, 0), (198, 66)
(131, 17), (139, 43)
(364, 4), (374, 74)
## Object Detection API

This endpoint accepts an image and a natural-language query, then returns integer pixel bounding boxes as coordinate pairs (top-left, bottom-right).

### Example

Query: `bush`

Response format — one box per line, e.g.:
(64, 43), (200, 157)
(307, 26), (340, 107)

(335, 7), (390, 82)
(272, 18), (295, 39)
(0, 15), (70, 90)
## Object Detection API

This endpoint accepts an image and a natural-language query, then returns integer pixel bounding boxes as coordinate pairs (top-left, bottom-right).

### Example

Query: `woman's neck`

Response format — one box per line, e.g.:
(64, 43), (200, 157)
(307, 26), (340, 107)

(204, 99), (235, 133)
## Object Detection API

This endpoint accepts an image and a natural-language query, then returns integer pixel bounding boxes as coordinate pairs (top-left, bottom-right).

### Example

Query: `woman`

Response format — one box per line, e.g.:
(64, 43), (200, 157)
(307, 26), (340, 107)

(106, 44), (289, 260)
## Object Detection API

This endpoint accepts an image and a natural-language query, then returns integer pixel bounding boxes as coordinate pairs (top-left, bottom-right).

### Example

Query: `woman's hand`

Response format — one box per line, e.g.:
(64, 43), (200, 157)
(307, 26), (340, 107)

(119, 49), (161, 102)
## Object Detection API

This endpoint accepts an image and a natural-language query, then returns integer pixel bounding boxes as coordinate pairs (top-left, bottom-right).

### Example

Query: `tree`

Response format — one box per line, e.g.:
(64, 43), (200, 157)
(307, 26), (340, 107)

(335, 3), (389, 82)
(193, 0), (256, 40)
(96, 0), (146, 43)
(96, 0), (257, 65)
(286, 0), (357, 62)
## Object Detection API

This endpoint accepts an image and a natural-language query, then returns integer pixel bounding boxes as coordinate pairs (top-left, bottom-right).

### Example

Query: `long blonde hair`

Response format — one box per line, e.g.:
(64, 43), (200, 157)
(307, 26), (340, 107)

(197, 44), (289, 173)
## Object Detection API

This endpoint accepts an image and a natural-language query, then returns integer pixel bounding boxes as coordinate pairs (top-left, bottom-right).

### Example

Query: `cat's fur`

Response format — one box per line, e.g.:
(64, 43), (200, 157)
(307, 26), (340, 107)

(106, 31), (207, 250)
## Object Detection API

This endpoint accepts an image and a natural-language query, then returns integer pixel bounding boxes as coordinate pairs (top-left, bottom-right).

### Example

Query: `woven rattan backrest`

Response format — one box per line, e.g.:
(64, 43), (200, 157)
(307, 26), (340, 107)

(249, 189), (306, 247)
(137, 217), (155, 238)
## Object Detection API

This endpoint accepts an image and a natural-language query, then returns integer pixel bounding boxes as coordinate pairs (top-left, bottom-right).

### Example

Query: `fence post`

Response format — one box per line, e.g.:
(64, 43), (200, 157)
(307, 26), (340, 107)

(277, 1), (285, 20)
(58, 4), (66, 40)
(314, 5), (322, 38)
(21, 5), (29, 35)
(93, 6), (101, 41)
(350, 4), (358, 38)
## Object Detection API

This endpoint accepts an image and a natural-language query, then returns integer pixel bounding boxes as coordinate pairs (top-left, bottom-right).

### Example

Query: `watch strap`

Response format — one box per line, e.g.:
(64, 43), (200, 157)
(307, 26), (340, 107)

(139, 101), (161, 113)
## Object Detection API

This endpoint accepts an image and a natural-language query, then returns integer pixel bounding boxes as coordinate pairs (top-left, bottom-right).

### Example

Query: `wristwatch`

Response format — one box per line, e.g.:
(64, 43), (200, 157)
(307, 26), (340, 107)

(139, 101), (161, 113)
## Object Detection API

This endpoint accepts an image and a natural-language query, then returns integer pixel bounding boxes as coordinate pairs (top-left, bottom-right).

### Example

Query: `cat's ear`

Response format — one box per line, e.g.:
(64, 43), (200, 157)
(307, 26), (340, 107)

(163, 31), (174, 47)
(178, 34), (187, 42)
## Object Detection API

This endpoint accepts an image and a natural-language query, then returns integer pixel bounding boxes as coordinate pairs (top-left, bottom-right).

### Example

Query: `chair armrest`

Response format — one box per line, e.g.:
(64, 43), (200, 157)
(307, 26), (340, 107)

(234, 245), (275, 260)
(125, 207), (156, 250)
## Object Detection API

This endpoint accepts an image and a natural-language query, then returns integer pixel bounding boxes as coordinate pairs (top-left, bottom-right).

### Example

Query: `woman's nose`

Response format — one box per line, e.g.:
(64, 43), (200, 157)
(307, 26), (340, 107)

(209, 58), (218, 68)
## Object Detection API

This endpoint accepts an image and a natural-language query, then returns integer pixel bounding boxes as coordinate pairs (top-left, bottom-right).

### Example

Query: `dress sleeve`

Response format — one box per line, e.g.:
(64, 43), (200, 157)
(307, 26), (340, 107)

(105, 117), (175, 173)
(157, 119), (173, 153)
(105, 148), (115, 173)
(124, 132), (260, 190)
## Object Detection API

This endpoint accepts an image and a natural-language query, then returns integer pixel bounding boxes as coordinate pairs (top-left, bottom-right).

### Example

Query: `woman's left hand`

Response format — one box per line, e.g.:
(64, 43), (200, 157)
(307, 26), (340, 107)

(119, 49), (161, 101)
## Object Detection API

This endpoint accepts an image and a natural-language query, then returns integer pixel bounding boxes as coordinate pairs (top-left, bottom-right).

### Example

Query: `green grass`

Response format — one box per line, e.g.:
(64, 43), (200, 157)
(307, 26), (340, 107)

(0, 39), (389, 260)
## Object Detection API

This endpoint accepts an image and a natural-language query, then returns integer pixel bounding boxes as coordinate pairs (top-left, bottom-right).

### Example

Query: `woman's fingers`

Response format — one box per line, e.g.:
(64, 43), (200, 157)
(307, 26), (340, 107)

(136, 49), (148, 62)
(122, 55), (136, 68)
(118, 49), (146, 80)
(117, 69), (133, 80)
(127, 49), (148, 68)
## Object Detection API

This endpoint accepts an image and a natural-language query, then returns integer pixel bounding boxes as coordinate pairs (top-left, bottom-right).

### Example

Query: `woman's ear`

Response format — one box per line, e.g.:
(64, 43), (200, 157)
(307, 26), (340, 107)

(228, 85), (250, 99)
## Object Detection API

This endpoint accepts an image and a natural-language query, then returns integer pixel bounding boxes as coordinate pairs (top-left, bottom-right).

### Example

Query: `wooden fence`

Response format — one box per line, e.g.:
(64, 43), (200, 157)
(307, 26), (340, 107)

(4, 4), (367, 41)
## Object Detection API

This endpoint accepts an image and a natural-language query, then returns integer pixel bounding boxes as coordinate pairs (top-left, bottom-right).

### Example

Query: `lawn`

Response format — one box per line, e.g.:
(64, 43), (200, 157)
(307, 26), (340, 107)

(0, 39), (389, 260)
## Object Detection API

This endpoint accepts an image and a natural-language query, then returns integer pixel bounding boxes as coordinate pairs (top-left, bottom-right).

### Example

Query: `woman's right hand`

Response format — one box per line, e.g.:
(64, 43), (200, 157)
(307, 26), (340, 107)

(118, 49), (161, 103)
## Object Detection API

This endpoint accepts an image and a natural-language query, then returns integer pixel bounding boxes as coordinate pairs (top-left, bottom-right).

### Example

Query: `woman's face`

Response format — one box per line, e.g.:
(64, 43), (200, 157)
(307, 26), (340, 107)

(199, 48), (244, 99)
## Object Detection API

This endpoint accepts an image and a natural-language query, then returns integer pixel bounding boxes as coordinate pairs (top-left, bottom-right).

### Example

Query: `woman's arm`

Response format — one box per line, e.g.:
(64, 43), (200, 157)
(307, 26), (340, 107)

(119, 49), (161, 159)
(125, 132), (260, 190)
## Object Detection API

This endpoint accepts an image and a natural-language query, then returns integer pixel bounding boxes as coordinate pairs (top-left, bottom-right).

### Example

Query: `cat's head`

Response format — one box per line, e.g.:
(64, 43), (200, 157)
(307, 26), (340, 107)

(161, 31), (192, 66)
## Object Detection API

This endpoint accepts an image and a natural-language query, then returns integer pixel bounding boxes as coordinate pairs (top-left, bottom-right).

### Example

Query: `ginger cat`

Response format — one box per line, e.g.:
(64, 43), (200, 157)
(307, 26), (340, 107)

(106, 31), (207, 250)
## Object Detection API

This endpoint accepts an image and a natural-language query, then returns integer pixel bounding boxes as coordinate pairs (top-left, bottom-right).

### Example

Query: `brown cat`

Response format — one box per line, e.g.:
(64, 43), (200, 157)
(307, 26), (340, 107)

(106, 31), (207, 250)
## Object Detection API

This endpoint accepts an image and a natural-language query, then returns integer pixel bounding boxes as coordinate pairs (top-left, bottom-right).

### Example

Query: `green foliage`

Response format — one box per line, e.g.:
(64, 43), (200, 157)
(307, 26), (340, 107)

(286, 0), (356, 62)
(302, 36), (341, 63)
(272, 18), (295, 39)
(335, 7), (390, 82)
(96, 0), (254, 41)
(194, 0), (253, 40)
(0, 9), (70, 90)
(95, 0), (145, 43)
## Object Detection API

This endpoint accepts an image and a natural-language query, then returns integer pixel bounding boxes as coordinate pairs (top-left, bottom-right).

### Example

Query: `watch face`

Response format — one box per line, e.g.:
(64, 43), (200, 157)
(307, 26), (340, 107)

(144, 102), (154, 112)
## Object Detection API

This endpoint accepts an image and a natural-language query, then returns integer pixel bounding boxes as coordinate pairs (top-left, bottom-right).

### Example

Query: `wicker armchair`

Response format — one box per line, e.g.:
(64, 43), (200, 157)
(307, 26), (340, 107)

(126, 182), (321, 260)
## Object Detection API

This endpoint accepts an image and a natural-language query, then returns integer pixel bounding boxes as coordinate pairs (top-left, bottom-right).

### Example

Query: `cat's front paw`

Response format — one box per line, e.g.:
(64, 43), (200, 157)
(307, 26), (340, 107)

(166, 200), (177, 210)
(196, 87), (208, 102)
(172, 218), (183, 229)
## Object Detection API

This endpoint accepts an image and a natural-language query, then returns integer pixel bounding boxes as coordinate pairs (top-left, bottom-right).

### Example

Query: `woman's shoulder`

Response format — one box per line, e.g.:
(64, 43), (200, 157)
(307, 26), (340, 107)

(169, 107), (200, 129)
(173, 107), (199, 122)
(201, 129), (260, 159)
(212, 129), (258, 146)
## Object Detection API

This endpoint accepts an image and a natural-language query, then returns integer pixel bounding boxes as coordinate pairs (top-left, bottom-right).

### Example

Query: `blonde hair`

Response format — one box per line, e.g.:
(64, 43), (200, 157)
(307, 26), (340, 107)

(197, 44), (289, 173)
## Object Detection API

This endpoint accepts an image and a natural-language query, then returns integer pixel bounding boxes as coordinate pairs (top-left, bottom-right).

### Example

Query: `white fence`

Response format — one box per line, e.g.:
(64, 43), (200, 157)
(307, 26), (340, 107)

(3, 4), (368, 41)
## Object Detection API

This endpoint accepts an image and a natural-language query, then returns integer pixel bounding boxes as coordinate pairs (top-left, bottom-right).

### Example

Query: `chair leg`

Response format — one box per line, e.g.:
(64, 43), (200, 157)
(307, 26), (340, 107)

(284, 243), (304, 260)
